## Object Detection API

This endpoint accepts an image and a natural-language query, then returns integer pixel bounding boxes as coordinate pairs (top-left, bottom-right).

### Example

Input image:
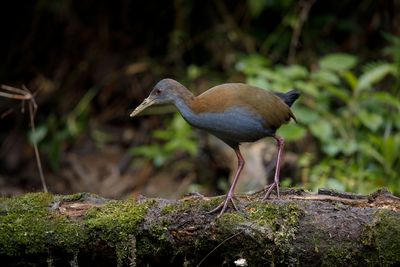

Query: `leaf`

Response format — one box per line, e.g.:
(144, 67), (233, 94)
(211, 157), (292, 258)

(322, 142), (340, 156)
(187, 65), (203, 80)
(358, 142), (385, 166)
(361, 91), (400, 110)
(172, 114), (189, 131)
(340, 139), (357, 155)
(246, 76), (270, 89)
(396, 114), (400, 129)
(312, 70), (340, 85)
(236, 54), (270, 74)
(293, 106), (319, 124)
(327, 178), (346, 192)
(380, 136), (399, 168)
(48, 140), (61, 171)
(324, 85), (350, 103)
(323, 139), (357, 156)
(28, 125), (48, 144)
(248, 0), (267, 17)
(130, 145), (161, 158)
(341, 71), (358, 90)
(180, 140), (198, 155)
(293, 81), (319, 97)
(259, 69), (288, 84)
(357, 110), (383, 132)
(277, 123), (307, 141)
(357, 63), (396, 91)
(319, 53), (357, 71)
(309, 120), (333, 141)
(153, 129), (173, 140)
(71, 88), (97, 116)
(276, 64), (309, 80)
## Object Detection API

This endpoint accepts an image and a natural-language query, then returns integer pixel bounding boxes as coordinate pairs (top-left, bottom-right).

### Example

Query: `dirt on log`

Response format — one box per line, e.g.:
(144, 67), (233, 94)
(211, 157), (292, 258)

(0, 188), (399, 266)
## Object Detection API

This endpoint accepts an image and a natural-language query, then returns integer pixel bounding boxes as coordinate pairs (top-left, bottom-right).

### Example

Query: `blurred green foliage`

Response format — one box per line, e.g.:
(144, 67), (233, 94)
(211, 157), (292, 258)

(129, 33), (400, 195)
(28, 89), (97, 170)
(236, 44), (400, 194)
(130, 114), (198, 167)
(3, 0), (399, 196)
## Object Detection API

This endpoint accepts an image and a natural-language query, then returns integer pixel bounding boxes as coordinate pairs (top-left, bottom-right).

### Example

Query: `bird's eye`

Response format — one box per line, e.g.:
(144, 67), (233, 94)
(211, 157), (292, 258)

(155, 89), (162, 95)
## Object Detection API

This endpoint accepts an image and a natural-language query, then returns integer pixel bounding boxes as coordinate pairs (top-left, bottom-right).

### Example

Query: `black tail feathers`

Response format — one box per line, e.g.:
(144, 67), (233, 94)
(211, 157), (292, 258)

(275, 89), (300, 107)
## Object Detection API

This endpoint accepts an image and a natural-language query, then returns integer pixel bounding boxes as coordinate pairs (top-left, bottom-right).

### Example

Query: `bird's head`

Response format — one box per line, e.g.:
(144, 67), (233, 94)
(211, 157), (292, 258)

(130, 78), (185, 117)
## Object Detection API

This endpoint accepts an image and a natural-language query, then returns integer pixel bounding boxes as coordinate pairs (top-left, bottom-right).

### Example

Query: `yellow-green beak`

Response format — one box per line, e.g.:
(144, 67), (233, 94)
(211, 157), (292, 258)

(130, 97), (155, 117)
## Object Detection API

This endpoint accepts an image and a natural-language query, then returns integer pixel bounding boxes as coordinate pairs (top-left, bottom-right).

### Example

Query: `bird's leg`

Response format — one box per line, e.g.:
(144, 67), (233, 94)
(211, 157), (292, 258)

(263, 136), (284, 200)
(208, 147), (245, 216)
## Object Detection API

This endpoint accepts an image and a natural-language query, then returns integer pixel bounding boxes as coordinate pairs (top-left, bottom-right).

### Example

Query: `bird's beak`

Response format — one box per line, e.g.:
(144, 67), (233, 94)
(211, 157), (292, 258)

(130, 97), (155, 117)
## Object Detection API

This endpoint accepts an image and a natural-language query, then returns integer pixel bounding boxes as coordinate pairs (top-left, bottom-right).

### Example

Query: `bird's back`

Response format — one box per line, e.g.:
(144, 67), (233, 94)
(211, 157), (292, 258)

(190, 83), (295, 130)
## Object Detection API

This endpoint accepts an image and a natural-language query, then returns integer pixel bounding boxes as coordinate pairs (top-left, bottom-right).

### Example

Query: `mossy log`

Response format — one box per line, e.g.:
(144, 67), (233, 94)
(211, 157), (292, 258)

(1, 188), (400, 266)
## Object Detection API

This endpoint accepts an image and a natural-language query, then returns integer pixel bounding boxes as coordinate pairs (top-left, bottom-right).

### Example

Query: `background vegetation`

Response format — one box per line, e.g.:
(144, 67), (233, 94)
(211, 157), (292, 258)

(0, 0), (399, 197)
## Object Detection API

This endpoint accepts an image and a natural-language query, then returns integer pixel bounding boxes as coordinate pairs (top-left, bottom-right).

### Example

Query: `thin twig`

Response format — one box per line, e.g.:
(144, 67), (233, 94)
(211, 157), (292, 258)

(196, 229), (244, 267)
(0, 84), (48, 192)
(288, 0), (317, 64)
(1, 107), (14, 119)
(0, 91), (32, 100)
(28, 99), (48, 192)
(1, 84), (32, 95)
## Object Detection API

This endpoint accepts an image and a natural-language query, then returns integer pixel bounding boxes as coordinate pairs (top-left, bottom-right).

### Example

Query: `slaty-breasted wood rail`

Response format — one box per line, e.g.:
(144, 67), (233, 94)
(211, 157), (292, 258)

(130, 78), (300, 216)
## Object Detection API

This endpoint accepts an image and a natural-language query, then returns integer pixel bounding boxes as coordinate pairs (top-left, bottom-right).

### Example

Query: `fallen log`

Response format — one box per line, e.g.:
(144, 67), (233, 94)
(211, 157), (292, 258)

(0, 188), (399, 266)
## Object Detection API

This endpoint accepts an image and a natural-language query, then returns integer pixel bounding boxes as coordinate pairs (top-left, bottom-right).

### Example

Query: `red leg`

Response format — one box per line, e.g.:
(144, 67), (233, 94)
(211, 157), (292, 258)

(263, 136), (284, 200)
(209, 147), (245, 216)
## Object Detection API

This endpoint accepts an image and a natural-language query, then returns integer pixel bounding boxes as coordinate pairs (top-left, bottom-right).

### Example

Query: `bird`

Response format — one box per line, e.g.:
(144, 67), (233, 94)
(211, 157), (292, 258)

(130, 78), (300, 216)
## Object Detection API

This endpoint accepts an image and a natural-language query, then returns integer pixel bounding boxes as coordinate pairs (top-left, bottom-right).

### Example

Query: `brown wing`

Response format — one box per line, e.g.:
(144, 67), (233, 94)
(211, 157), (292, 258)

(190, 83), (295, 129)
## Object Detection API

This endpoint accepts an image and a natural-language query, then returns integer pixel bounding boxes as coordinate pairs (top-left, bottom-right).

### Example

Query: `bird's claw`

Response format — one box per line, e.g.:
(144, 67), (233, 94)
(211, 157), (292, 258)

(262, 182), (280, 200)
(207, 196), (239, 217)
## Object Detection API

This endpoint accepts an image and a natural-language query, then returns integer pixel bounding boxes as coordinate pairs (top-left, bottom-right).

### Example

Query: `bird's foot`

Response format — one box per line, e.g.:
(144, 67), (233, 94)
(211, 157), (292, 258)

(262, 182), (280, 201)
(208, 195), (239, 217)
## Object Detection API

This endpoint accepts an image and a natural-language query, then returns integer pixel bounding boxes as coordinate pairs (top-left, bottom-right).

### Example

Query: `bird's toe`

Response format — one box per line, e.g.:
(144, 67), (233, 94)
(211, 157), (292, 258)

(262, 182), (280, 200)
(207, 196), (239, 217)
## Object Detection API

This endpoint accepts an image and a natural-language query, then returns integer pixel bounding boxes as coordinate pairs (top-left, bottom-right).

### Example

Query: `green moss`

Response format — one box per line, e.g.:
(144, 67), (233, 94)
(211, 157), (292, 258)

(200, 197), (226, 211)
(0, 193), (155, 260)
(0, 193), (53, 255)
(136, 236), (158, 257)
(208, 201), (304, 266)
(247, 201), (304, 246)
(55, 192), (85, 202)
(216, 212), (246, 232)
(161, 203), (176, 215)
(161, 197), (222, 215)
(115, 235), (136, 267)
(0, 193), (87, 256)
(362, 210), (400, 265)
(85, 198), (155, 244)
(321, 244), (355, 267)
(53, 218), (87, 252)
(149, 218), (170, 242)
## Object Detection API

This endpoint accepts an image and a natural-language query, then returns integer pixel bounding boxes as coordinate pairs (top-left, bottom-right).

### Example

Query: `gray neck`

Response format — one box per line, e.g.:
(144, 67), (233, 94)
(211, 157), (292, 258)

(174, 98), (198, 124)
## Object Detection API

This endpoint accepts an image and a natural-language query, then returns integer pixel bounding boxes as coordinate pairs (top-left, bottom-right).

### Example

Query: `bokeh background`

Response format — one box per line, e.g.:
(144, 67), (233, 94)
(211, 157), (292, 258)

(1, 0), (399, 198)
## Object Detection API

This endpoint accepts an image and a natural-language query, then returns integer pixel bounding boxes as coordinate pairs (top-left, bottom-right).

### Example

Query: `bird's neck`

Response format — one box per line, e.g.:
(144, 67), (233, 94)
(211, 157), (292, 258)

(172, 87), (197, 121)
(175, 86), (195, 103)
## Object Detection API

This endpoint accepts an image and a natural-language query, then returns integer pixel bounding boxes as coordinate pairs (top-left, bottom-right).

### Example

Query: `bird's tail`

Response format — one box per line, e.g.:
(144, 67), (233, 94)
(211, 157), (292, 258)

(275, 89), (300, 107)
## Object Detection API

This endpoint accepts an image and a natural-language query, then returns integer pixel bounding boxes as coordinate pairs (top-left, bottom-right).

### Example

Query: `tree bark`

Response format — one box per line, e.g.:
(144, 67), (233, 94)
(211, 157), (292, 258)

(0, 188), (399, 266)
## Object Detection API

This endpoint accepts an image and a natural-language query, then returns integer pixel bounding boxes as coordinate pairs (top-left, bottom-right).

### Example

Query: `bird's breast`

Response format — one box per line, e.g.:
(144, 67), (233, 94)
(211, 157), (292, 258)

(183, 107), (275, 143)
